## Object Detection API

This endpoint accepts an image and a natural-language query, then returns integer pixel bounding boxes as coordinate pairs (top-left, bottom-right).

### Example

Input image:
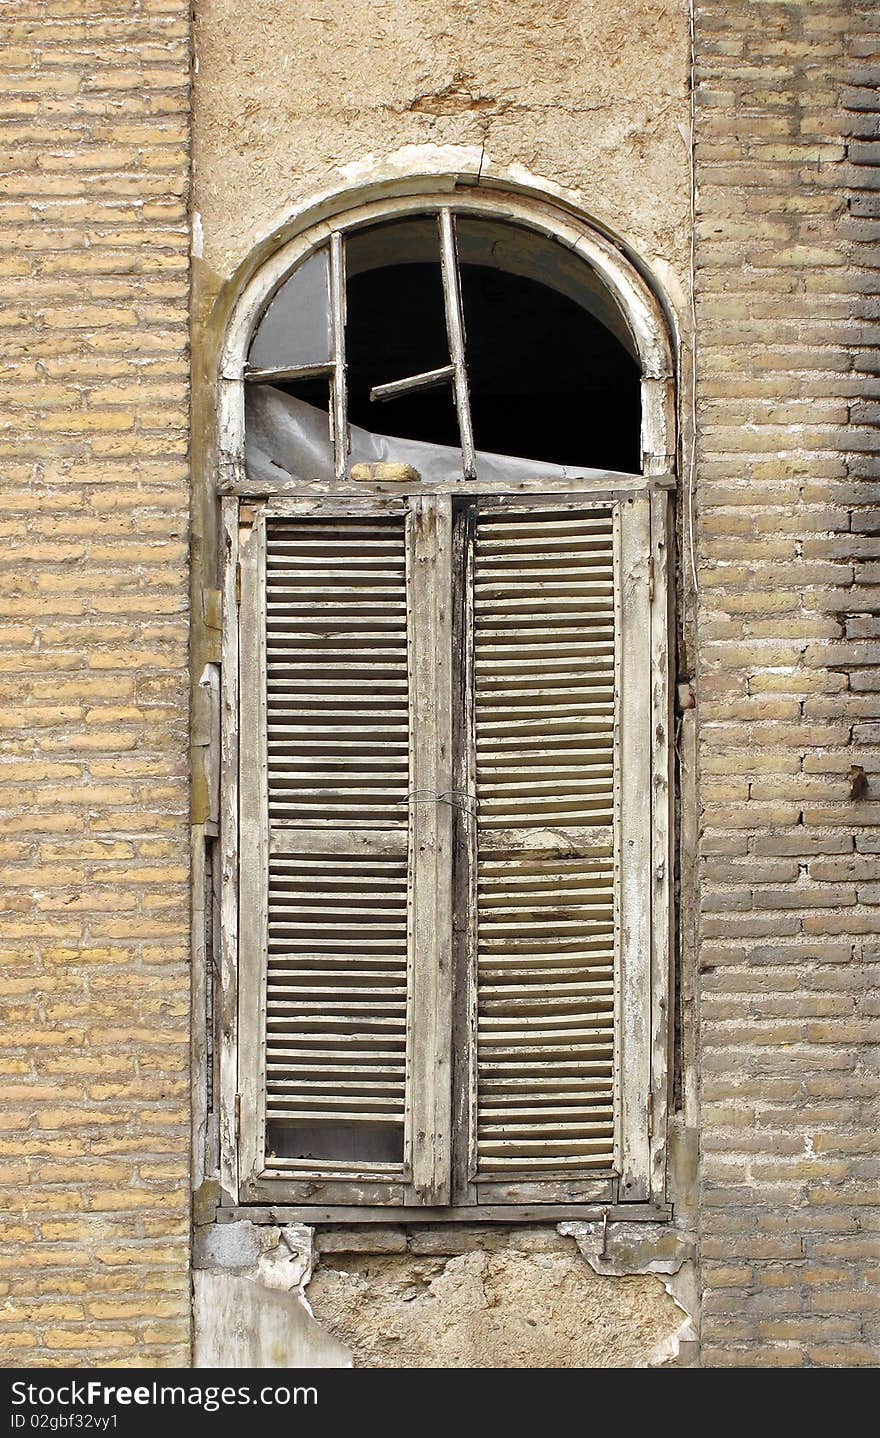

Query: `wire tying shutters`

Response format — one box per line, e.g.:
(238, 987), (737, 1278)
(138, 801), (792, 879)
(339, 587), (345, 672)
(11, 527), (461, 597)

(472, 506), (617, 1177)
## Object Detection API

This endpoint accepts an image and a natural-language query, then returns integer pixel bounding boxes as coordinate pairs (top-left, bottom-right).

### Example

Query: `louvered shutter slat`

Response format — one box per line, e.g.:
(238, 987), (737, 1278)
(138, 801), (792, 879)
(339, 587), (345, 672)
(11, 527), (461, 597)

(262, 516), (409, 1169)
(473, 506), (617, 1179)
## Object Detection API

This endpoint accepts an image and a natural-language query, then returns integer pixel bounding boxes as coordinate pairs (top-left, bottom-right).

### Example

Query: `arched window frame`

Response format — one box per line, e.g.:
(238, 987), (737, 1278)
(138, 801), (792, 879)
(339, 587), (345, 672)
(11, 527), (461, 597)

(209, 183), (677, 1221)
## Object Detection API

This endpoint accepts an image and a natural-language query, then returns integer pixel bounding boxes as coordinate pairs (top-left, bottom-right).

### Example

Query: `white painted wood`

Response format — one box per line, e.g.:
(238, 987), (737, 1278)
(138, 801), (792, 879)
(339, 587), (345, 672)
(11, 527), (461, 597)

(195, 661), (221, 828)
(218, 497), (241, 1201)
(617, 493), (653, 1201)
(247, 1177), (409, 1207)
(612, 504), (623, 1175)
(642, 376), (676, 475)
(258, 509), (411, 1196)
(471, 501), (617, 1186)
(438, 209), (476, 478)
(222, 484), (670, 1213)
(457, 507), (479, 1200)
(472, 1180), (616, 1206)
(245, 361), (334, 385)
(262, 494), (409, 519)
(649, 490), (674, 1200)
(330, 230), (348, 480)
(221, 472), (676, 501)
(237, 514), (269, 1191)
(218, 1197), (674, 1225)
(371, 364), (455, 402)
(190, 825), (209, 1191)
(270, 829), (408, 858)
(478, 825), (613, 856)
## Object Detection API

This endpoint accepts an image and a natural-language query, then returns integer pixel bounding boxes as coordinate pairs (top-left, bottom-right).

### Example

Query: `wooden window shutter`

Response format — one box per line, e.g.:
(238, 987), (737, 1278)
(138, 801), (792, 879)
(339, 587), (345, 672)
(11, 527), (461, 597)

(235, 491), (658, 1211)
(462, 496), (654, 1205)
(237, 498), (453, 1206)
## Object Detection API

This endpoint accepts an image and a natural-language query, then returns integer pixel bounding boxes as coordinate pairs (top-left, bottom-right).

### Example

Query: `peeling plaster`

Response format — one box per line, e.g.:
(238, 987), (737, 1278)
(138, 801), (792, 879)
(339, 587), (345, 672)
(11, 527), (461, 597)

(337, 142), (485, 188)
(194, 1224), (691, 1369)
(256, 1224), (315, 1292)
(559, 1221), (699, 1367)
(193, 1223), (352, 1368)
(193, 1270), (353, 1369)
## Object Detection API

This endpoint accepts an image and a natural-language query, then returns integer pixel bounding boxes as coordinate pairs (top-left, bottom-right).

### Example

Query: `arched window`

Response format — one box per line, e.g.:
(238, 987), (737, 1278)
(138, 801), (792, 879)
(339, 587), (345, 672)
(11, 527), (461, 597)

(220, 192), (675, 1218)
(244, 213), (643, 483)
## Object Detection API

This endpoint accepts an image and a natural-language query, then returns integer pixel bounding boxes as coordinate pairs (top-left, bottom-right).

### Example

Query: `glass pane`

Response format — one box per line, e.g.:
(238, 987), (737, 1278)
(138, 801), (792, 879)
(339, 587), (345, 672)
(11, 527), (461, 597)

(345, 217), (459, 448)
(248, 245), (332, 372)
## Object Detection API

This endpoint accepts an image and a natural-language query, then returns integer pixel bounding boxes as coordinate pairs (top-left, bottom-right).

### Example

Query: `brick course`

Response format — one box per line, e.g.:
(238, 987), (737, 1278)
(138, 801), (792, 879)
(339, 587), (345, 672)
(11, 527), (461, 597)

(694, 0), (880, 1368)
(0, 0), (192, 1366)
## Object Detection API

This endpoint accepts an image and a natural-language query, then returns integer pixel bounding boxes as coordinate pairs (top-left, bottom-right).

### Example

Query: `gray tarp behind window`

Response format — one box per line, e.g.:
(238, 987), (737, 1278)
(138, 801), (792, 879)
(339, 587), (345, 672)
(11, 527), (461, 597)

(245, 386), (628, 487)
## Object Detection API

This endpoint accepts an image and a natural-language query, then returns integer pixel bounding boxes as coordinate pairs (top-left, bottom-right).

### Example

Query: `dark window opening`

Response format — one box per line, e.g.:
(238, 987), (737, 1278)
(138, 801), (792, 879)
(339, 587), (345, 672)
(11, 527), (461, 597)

(346, 217), (459, 450)
(344, 216), (641, 472)
(272, 373), (331, 414)
(245, 212), (644, 481)
(266, 1120), (404, 1167)
(460, 264), (640, 472)
(347, 258), (460, 447)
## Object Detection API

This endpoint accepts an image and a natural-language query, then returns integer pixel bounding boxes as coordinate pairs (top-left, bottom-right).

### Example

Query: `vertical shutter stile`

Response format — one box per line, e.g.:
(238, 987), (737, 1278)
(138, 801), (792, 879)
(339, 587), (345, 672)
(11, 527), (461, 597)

(407, 494), (455, 1204)
(617, 492), (654, 1200)
(472, 503), (618, 1183)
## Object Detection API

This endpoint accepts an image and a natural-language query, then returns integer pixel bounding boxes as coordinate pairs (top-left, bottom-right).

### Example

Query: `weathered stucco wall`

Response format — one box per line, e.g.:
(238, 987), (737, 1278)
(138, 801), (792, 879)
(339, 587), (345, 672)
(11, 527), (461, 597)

(307, 1237), (680, 1369)
(193, 1222), (695, 1369)
(190, 0), (692, 308)
(189, 0), (694, 1370)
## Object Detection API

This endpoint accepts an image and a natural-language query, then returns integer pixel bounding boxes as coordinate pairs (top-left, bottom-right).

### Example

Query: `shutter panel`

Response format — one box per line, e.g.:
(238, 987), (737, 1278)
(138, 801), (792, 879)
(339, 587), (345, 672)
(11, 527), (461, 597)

(262, 514), (410, 1178)
(472, 504), (617, 1181)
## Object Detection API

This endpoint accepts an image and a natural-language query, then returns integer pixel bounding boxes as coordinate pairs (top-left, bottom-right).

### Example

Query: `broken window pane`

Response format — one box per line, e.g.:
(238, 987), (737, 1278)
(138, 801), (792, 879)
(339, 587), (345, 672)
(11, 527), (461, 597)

(245, 377), (334, 486)
(345, 217), (459, 448)
(244, 213), (645, 484)
(247, 385), (630, 488)
(456, 218), (641, 472)
(248, 245), (333, 373)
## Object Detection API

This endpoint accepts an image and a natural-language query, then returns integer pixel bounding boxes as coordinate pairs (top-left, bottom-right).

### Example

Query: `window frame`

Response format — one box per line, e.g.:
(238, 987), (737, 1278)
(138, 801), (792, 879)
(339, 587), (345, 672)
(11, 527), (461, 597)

(213, 186), (676, 1222)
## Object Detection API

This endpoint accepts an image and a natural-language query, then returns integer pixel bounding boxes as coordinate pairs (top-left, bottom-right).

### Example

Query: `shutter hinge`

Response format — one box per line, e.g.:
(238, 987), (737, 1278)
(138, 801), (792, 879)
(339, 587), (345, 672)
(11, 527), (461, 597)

(647, 556), (655, 604)
(234, 1092), (241, 1148)
(646, 1091), (654, 1139)
(235, 561), (242, 608)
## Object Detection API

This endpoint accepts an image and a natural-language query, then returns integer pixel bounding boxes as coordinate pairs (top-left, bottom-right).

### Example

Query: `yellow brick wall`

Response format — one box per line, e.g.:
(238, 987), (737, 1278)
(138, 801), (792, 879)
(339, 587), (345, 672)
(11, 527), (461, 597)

(694, 0), (880, 1368)
(0, 0), (192, 1366)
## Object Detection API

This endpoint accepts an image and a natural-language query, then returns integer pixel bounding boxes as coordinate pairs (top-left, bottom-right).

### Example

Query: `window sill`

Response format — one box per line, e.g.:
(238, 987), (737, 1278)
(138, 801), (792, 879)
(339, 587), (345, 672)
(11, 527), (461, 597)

(214, 1201), (672, 1225)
